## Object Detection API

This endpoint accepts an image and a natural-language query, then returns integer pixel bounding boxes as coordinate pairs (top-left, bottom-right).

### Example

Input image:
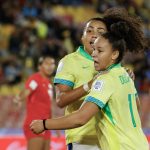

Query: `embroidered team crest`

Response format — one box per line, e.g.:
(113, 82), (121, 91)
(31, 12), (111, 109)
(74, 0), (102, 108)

(93, 80), (104, 91)
(56, 61), (64, 74)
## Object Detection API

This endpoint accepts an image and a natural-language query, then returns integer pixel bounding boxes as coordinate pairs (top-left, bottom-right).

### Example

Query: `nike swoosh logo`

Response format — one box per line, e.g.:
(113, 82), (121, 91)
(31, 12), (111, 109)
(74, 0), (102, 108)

(82, 66), (90, 69)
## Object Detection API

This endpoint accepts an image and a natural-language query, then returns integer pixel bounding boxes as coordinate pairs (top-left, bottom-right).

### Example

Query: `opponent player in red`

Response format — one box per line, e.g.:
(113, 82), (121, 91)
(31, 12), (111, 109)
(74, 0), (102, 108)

(14, 55), (55, 150)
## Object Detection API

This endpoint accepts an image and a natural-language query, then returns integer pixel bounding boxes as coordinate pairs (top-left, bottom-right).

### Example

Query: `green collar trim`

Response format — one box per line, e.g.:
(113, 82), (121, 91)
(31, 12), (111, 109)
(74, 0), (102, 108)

(107, 63), (121, 71)
(77, 46), (93, 61)
(99, 63), (121, 74)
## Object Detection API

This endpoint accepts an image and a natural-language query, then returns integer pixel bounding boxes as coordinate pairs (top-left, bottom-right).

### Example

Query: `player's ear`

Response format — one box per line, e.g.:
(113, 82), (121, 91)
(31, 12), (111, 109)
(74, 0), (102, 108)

(112, 50), (119, 60)
(81, 34), (84, 43)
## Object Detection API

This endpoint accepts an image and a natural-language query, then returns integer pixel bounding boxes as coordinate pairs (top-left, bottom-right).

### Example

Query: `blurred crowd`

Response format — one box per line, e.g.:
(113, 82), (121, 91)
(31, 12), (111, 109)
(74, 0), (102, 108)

(0, 0), (149, 93)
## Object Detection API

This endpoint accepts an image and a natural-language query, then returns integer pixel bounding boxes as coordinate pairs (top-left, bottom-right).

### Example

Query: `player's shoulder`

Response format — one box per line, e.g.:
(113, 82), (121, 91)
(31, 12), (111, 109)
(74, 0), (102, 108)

(95, 71), (114, 84)
(28, 72), (40, 81)
(58, 52), (79, 66)
(63, 51), (78, 60)
(97, 70), (111, 79)
(92, 74), (113, 91)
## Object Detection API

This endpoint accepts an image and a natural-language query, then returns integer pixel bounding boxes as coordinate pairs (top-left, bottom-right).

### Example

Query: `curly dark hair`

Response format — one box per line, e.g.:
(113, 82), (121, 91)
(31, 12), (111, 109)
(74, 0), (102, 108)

(103, 7), (147, 53)
(102, 21), (130, 63)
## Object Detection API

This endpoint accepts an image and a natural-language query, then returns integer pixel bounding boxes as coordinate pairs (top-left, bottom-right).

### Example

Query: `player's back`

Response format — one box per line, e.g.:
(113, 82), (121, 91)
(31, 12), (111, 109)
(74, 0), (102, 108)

(96, 66), (149, 150)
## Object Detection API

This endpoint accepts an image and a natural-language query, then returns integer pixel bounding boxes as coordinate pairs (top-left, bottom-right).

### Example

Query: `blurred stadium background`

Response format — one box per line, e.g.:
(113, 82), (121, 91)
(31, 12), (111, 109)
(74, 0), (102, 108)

(0, 0), (149, 149)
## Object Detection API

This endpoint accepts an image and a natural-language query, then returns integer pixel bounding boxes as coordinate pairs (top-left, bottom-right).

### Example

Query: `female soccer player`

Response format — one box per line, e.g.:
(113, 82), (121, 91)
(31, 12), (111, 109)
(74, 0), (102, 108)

(14, 56), (56, 150)
(52, 8), (135, 150)
(30, 16), (149, 150)
(54, 17), (107, 150)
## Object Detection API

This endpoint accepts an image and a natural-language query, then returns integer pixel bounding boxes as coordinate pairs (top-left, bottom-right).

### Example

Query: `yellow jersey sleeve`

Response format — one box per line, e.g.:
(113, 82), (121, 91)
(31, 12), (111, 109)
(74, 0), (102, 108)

(85, 75), (115, 108)
(54, 57), (75, 88)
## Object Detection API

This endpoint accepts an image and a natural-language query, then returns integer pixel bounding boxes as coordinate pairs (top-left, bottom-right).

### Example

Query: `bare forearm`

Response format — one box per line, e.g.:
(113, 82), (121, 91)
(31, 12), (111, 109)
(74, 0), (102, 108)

(14, 89), (31, 104)
(56, 80), (93, 108)
(58, 86), (87, 107)
(45, 112), (85, 130)
(19, 90), (30, 100)
(30, 102), (99, 134)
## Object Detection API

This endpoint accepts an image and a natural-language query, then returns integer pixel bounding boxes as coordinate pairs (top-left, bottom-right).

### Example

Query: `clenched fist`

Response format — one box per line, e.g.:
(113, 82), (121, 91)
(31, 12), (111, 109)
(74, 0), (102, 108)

(30, 120), (45, 134)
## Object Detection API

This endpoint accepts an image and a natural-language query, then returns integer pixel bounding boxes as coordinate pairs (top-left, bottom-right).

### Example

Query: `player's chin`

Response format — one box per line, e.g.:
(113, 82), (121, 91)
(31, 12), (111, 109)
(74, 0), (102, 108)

(94, 63), (100, 71)
(87, 44), (93, 53)
(46, 71), (52, 76)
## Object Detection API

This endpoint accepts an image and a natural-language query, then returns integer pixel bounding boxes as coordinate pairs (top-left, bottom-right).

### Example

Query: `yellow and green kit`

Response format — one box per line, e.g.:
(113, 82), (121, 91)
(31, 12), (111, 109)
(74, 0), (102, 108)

(85, 63), (149, 150)
(54, 46), (99, 145)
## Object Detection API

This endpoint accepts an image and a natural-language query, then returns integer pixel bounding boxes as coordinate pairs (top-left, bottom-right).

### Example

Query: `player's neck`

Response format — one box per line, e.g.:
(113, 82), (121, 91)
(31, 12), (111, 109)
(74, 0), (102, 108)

(39, 71), (49, 79)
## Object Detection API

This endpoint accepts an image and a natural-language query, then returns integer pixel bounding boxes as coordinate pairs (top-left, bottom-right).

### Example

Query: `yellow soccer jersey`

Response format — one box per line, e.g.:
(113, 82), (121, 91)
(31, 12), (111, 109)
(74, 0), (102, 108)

(54, 46), (99, 145)
(85, 63), (149, 150)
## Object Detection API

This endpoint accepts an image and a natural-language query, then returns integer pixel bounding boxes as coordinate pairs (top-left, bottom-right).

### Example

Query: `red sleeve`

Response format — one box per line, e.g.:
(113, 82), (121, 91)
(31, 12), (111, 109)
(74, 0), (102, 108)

(25, 74), (38, 92)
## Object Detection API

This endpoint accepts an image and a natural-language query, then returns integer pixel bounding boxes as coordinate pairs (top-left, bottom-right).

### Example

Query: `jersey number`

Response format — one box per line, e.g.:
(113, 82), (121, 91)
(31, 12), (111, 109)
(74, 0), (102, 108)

(128, 94), (136, 127)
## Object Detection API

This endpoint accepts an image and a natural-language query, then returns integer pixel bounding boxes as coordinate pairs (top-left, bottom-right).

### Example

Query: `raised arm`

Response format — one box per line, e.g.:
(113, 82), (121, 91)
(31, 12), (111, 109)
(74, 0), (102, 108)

(54, 57), (99, 108)
(13, 77), (37, 104)
(55, 79), (94, 108)
(13, 88), (31, 104)
(125, 68), (135, 80)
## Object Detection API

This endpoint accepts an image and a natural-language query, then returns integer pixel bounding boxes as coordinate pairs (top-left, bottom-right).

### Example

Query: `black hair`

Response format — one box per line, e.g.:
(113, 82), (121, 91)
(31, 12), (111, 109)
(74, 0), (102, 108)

(86, 17), (105, 24)
(83, 17), (105, 31)
(101, 7), (148, 63)
(38, 55), (54, 65)
(102, 21), (129, 63)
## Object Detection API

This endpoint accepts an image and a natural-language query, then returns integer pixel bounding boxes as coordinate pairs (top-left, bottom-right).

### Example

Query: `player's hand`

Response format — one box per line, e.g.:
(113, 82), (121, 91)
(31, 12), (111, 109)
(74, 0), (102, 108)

(88, 71), (109, 88)
(13, 96), (22, 107)
(87, 74), (99, 89)
(125, 68), (135, 80)
(30, 120), (44, 134)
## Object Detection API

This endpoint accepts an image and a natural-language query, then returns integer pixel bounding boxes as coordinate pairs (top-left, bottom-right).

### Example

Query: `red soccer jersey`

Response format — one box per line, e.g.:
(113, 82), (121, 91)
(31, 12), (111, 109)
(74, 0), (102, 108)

(24, 72), (52, 123)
